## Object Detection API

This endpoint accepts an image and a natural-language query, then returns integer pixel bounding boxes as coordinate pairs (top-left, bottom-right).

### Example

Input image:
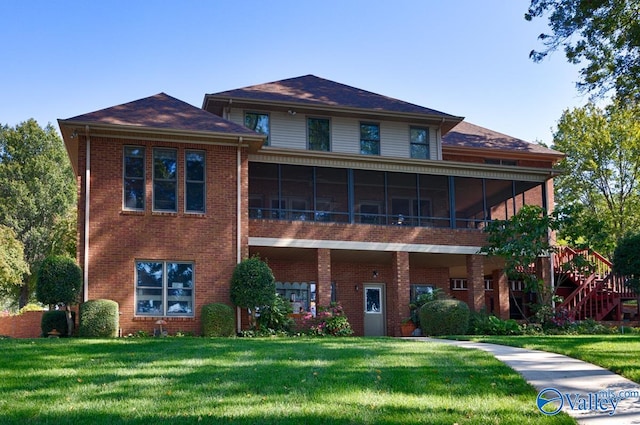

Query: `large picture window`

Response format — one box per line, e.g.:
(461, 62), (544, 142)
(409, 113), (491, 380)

(135, 261), (194, 317)
(360, 123), (380, 155)
(245, 112), (270, 146)
(123, 146), (145, 210)
(308, 118), (330, 151)
(153, 148), (177, 212)
(185, 150), (205, 213)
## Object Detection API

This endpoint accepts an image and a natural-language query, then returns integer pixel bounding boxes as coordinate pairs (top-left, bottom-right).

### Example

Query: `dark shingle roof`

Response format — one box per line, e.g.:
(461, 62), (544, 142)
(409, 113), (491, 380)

(205, 74), (459, 119)
(63, 92), (259, 136)
(443, 121), (563, 157)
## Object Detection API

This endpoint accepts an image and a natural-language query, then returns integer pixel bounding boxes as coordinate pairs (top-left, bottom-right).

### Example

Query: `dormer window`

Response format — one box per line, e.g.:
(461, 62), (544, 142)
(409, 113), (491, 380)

(245, 112), (270, 146)
(360, 123), (380, 155)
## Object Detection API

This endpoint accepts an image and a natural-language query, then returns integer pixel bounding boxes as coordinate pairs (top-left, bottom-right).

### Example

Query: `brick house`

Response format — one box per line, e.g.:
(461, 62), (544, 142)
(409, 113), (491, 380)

(58, 75), (563, 336)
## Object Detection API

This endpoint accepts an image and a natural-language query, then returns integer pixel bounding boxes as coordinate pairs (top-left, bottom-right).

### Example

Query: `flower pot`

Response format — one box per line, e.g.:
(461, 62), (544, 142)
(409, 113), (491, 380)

(400, 321), (416, 337)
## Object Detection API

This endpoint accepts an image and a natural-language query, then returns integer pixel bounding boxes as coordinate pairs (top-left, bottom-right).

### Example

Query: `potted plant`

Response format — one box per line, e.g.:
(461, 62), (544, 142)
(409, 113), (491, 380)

(400, 317), (417, 336)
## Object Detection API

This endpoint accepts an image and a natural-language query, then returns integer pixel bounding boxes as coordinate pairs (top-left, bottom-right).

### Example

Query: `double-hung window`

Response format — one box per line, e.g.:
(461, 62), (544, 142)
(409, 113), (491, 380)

(410, 127), (429, 159)
(135, 261), (194, 316)
(308, 118), (330, 151)
(360, 123), (380, 155)
(123, 146), (145, 210)
(153, 148), (177, 212)
(185, 150), (205, 213)
(245, 112), (270, 146)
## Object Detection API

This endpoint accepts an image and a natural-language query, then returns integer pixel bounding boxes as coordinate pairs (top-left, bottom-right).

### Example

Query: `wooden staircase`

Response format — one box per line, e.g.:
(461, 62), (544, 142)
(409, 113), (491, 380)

(555, 247), (635, 321)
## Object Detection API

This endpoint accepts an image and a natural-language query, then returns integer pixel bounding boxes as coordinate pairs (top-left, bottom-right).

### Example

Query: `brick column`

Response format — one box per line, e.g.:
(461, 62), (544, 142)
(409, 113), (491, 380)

(492, 269), (510, 319)
(391, 251), (410, 337)
(536, 256), (552, 293)
(466, 254), (485, 312)
(317, 248), (332, 307)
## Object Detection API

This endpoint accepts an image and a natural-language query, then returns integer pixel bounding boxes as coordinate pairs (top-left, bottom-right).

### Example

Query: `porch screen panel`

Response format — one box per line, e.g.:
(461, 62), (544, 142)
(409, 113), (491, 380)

(315, 167), (349, 223)
(387, 172), (417, 226)
(249, 162), (279, 219)
(454, 177), (485, 228)
(354, 170), (385, 224)
(515, 181), (543, 213)
(418, 174), (450, 227)
(485, 179), (514, 221)
(281, 165), (313, 221)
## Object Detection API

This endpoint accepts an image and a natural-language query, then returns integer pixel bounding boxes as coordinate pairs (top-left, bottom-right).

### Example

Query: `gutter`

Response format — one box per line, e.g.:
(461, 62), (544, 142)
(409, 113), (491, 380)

(83, 125), (91, 302)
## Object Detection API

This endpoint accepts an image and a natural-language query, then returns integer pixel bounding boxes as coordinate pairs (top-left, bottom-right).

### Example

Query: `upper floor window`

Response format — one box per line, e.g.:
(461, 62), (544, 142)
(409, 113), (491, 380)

(307, 118), (330, 151)
(123, 146), (145, 211)
(185, 150), (205, 213)
(410, 127), (429, 159)
(360, 123), (380, 155)
(153, 148), (177, 212)
(486, 158), (518, 166)
(245, 112), (270, 146)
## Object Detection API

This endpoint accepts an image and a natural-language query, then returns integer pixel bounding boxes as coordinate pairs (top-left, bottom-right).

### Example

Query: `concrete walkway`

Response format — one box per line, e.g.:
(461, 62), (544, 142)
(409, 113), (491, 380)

(417, 338), (640, 424)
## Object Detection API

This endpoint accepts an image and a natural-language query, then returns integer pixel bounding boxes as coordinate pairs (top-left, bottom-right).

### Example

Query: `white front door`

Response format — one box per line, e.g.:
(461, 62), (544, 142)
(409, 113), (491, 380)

(363, 283), (385, 336)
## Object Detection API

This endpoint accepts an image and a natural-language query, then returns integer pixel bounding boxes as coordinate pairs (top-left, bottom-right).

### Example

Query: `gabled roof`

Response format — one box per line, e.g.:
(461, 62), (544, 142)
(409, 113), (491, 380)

(60, 92), (260, 136)
(58, 93), (265, 174)
(203, 75), (463, 132)
(442, 121), (563, 158)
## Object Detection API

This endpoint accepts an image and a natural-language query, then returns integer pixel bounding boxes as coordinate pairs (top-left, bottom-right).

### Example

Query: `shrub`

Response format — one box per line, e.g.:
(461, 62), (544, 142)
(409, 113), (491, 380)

(230, 256), (275, 310)
(18, 303), (44, 314)
(468, 311), (522, 335)
(41, 310), (75, 337)
(419, 299), (469, 336)
(201, 303), (235, 337)
(78, 299), (119, 337)
(255, 294), (294, 335)
(299, 302), (353, 337)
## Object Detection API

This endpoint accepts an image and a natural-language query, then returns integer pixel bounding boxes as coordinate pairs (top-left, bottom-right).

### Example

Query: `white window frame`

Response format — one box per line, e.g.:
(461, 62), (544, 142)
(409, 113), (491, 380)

(451, 278), (468, 290)
(184, 150), (206, 214)
(123, 146), (145, 211)
(135, 260), (195, 317)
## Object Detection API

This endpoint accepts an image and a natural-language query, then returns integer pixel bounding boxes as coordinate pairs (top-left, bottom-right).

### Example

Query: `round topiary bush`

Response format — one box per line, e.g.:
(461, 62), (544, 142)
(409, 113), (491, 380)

(419, 299), (470, 336)
(202, 303), (235, 337)
(41, 310), (75, 337)
(78, 299), (119, 337)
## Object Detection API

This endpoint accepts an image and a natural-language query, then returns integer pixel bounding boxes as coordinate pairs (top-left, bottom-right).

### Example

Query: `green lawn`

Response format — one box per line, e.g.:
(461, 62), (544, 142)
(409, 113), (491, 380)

(461, 335), (640, 383)
(0, 337), (574, 425)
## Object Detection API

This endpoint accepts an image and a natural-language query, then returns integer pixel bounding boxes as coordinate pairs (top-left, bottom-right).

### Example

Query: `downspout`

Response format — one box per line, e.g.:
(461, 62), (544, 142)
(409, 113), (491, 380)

(83, 125), (91, 302)
(236, 136), (243, 333)
(437, 117), (445, 160)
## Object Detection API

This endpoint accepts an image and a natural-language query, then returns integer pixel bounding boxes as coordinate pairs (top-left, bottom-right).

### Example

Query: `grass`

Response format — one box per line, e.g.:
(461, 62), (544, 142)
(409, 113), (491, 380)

(460, 335), (640, 383)
(0, 337), (575, 425)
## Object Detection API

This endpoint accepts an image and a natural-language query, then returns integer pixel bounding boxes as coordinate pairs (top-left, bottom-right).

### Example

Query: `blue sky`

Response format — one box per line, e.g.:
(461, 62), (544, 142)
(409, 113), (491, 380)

(1, 1), (587, 146)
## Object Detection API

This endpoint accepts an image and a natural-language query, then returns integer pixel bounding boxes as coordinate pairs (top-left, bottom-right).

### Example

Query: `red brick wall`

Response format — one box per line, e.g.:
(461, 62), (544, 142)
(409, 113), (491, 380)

(0, 311), (44, 338)
(78, 135), (247, 336)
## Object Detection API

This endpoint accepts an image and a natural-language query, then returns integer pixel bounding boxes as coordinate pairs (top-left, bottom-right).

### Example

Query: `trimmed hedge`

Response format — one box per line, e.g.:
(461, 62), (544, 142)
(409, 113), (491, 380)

(78, 299), (119, 337)
(41, 310), (75, 337)
(419, 299), (470, 336)
(202, 303), (235, 337)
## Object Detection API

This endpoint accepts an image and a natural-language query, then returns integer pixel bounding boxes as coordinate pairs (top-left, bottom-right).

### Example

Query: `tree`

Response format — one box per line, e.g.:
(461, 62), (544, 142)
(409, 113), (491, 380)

(36, 255), (82, 335)
(612, 232), (640, 291)
(0, 119), (76, 308)
(551, 102), (640, 255)
(0, 225), (29, 309)
(526, 0), (640, 102)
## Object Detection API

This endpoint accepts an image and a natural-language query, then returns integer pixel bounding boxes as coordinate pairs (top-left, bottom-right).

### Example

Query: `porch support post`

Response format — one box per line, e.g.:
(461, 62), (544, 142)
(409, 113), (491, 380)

(466, 254), (485, 312)
(536, 256), (552, 299)
(493, 269), (510, 320)
(317, 248), (332, 307)
(391, 251), (410, 337)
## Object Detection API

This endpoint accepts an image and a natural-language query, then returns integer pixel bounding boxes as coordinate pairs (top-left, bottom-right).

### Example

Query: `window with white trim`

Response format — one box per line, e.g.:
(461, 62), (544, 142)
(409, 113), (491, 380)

(308, 117), (330, 151)
(245, 112), (270, 146)
(135, 261), (194, 317)
(410, 127), (429, 159)
(360, 123), (380, 155)
(450, 278), (468, 290)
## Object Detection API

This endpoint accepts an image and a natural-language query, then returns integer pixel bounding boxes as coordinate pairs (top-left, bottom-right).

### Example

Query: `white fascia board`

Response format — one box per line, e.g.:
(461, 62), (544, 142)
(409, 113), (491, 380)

(248, 237), (483, 255)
